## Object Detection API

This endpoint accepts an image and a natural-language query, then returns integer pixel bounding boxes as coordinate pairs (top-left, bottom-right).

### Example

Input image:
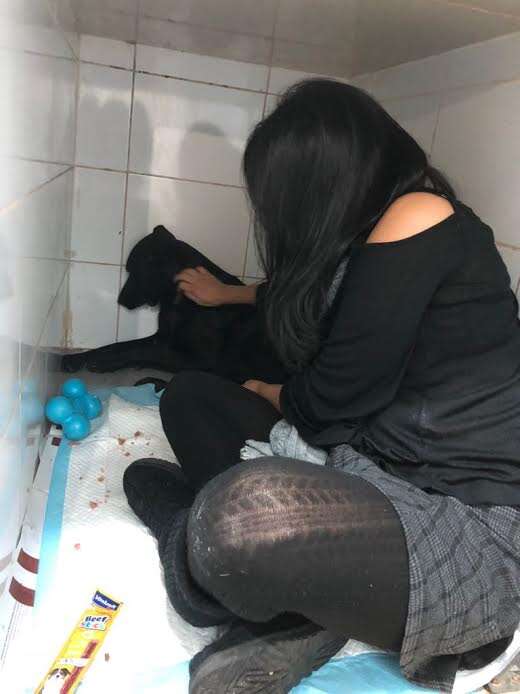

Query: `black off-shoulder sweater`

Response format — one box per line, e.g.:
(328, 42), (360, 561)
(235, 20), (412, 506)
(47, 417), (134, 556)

(278, 200), (520, 506)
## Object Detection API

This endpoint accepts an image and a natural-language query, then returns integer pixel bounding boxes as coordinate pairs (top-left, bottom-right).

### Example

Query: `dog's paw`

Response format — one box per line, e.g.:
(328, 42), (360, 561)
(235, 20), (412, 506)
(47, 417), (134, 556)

(85, 357), (116, 373)
(61, 352), (87, 372)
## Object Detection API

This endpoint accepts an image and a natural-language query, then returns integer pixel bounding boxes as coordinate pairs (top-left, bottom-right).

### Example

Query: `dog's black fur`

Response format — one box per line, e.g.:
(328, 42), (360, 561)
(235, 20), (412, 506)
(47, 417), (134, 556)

(62, 226), (286, 384)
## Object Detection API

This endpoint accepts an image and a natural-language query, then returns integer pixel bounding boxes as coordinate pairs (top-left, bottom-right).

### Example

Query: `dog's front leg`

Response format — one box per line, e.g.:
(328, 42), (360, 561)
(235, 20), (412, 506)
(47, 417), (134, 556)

(61, 335), (161, 373)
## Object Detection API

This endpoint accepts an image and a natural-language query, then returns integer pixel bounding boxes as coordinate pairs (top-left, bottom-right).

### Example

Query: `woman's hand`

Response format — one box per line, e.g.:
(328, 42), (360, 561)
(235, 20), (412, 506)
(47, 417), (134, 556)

(175, 267), (227, 307)
(243, 380), (282, 412)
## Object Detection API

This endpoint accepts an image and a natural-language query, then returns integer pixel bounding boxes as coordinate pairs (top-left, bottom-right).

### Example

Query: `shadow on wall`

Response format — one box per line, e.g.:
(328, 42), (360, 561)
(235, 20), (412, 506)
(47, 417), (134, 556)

(116, 119), (245, 343)
(71, 93), (153, 347)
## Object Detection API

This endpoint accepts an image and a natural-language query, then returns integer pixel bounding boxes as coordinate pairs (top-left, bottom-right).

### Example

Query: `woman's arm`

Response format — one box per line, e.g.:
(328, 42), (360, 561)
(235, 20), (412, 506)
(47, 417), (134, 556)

(175, 266), (261, 306)
(243, 380), (282, 411)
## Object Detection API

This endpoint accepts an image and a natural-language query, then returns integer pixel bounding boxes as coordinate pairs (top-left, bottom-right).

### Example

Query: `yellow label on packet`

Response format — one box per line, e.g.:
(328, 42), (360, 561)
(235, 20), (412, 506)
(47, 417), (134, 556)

(35, 590), (122, 694)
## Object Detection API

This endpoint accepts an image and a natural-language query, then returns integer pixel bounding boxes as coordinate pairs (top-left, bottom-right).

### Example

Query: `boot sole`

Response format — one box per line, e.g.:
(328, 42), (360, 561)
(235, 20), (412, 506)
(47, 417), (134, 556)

(189, 623), (345, 693)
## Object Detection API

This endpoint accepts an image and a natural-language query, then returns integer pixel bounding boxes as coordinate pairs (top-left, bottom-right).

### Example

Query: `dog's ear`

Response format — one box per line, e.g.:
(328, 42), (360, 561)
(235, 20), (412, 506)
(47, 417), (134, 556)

(152, 225), (176, 240)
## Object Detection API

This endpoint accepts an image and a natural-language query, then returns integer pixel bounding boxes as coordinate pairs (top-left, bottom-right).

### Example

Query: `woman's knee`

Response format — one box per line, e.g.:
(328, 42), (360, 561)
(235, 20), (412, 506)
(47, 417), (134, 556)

(185, 460), (287, 614)
(160, 371), (226, 429)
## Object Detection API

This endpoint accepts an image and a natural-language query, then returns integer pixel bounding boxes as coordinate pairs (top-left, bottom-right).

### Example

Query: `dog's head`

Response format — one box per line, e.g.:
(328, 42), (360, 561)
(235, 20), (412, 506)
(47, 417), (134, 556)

(119, 225), (185, 309)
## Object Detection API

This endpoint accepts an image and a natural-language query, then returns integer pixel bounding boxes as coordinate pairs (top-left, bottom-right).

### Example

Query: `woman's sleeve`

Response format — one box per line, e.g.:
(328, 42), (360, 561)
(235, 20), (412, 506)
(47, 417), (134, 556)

(280, 229), (461, 440)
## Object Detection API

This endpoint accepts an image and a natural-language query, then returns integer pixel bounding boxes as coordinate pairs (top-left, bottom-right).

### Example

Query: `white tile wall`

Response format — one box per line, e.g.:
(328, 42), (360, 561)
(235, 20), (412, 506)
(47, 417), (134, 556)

(143, 0), (278, 37)
(0, 161), (69, 210)
(41, 276), (69, 349)
(244, 228), (264, 279)
(0, 0), (78, 608)
(0, 169), (74, 261)
(75, 62), (133, 169)
(130, 73), (264, 184)
(432, 81), (520, 248)
(70, 40), (321, 345)
(124, 174), (251, 275)
(268, 66), (328, 95)
(441, 31), (520, 91)
(69, 262), (120, 347)
(264, 93), (279, 116)
(497, 245), (520, 294)
(71, 167), (126, 264)
(359, 31), (520, 299)
(382, 94), (440, 154)
(80, 34), (135, 69)
(357, 30), (520, 99)
(2, 0), (76, 60)
(136, 44), (269, 91)
(19, 258), (68, 348)
(71, 32), (520, 350)
(136, 16), (272, 66)
(5, 52), (77, 163)
(117, 303), (159, 342)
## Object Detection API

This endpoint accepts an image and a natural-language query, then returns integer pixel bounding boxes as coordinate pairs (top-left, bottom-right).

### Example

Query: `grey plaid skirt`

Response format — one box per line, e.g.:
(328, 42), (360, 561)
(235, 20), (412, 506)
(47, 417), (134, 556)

(328, 444), (520, 693)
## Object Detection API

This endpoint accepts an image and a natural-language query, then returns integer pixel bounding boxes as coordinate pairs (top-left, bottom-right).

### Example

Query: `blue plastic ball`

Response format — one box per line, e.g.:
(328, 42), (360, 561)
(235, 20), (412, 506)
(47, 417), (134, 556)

(72, 396), (86, 414)
(45, 396), (74, 425)
(73, 394), (102, 420)
(82, 394), (102, 420)
(62, 378), (87, 399)
(62, 413), (90, 440)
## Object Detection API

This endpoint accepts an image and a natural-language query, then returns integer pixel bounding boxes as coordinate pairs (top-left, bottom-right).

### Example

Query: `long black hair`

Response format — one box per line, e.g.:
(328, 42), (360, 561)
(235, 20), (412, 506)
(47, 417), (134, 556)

(243, 79), (454, 371)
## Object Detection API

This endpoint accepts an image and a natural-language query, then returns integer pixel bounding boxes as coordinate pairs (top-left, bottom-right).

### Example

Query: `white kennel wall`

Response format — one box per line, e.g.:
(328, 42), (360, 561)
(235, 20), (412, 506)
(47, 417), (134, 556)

(0, 1), (78, 605)
(68, 36), (332, 347)
(70, 30), (520, 349)
(352, 31), (520, 297)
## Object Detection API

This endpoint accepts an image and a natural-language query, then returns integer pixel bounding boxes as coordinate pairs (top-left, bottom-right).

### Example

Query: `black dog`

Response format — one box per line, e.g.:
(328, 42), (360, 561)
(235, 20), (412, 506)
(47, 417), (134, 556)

(62, 226), (286, 384)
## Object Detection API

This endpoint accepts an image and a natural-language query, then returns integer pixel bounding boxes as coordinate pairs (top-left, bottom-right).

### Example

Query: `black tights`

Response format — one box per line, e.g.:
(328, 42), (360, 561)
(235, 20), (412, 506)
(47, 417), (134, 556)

(159, 371), (409, 651)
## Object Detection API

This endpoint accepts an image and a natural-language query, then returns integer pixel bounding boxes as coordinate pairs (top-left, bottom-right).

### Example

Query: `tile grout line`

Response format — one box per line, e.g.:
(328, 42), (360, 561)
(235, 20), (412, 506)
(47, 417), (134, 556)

(139, 12), (274, 44)
(76, 164), (247, 190)
(429, 0), (520, 21)
(11, 47), (76, 63)
(429, 97), (443, 159)
(45, 0), (80, 61)
(240, 0), (279, 279)
(497, 241), (520, 252)
(358, 75), (520, 105)
(80, 60), (270, 96)
(116, 43), (137, 342)
(11, 157), (248, 190)
(10, 266), (70, 442)
(0, 166), (73, 217)
(65, 40), (82, 348)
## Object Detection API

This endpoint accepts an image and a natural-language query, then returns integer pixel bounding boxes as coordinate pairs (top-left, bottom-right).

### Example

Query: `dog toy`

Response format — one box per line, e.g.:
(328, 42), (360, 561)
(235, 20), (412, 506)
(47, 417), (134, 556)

(45, 379), (102, 441)
(36, 589), (122, 693)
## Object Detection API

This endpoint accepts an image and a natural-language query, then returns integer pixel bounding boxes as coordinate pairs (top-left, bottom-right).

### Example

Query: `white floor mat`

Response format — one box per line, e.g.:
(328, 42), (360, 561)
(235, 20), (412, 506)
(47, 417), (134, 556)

(4, 393), (221, 693)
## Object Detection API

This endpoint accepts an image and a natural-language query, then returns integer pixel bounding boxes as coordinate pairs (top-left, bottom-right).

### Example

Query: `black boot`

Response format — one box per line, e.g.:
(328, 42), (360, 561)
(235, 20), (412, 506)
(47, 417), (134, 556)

(123, 459), (232, 627)
(123, 458), (195, 539)
(189, 614), (346, 693)
(159, 508), (233, 627)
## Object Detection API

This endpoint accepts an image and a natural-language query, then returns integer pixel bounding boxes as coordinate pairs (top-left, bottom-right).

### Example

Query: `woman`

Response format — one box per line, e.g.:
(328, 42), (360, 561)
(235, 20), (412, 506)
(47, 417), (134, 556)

(123, 80), (520, 693)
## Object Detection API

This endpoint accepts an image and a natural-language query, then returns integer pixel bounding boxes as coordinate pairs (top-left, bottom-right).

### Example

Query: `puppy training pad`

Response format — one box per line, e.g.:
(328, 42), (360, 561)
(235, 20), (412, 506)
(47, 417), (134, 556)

(6, 385), (452, 693)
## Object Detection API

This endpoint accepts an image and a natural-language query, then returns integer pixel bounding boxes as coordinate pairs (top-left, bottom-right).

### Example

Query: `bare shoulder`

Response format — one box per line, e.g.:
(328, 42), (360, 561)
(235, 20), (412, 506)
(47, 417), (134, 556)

(367, 192), (455, 244)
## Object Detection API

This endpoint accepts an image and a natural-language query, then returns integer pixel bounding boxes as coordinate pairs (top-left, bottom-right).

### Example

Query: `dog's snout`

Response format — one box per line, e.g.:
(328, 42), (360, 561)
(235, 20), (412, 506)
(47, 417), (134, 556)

(118, 277), (141, 309)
